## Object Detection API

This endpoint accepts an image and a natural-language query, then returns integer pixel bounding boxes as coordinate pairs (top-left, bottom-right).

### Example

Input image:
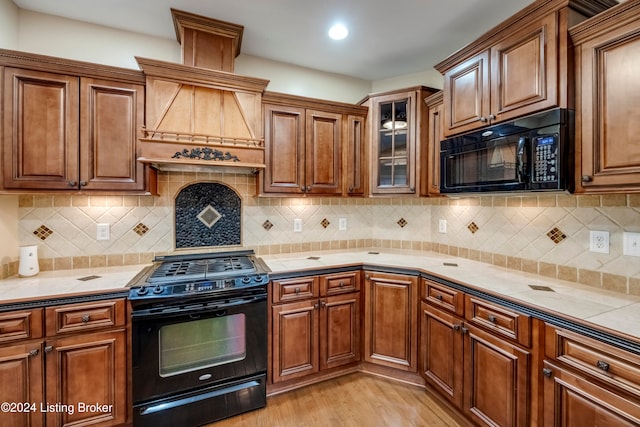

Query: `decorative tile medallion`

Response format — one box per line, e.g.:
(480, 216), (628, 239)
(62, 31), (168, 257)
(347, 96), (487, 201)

(133, 223), (149, 236)
(174, 182), (241, 249)
(546, 227), (567, 244)
(321, 218), (330, 228)
(467, 222), (479, 234)
(397, 218), (408, 228)
(262, 220), (274, 231)
(33, 225), (53, 240)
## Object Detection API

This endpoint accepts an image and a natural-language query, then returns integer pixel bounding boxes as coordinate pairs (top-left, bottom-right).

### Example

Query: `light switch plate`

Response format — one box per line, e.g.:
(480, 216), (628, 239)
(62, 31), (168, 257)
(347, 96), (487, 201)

(96, 223), (110, 241)
(293, 218), (302, 233)
(438, 219), (447, 233)
(339, 218), (347, 230)
(623, 232), (640, 257)
(589, 230), (609, 254)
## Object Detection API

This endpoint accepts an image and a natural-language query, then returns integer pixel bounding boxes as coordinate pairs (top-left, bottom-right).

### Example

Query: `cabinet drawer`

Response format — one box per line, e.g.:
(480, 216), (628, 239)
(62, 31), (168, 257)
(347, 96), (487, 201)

(272, 276), (319, 304)
(0, 308), (43, 343)
(320, 271), (360, 296)
(545, 325), (640, 397)
(422, 278), (464, 316)
(464, 295), (531, 347)
(45, 299), (125, 336)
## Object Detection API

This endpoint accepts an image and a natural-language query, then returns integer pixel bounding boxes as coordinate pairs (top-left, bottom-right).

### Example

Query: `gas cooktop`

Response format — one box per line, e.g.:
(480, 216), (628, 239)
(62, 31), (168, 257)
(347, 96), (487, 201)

(128, 250), (270, 301)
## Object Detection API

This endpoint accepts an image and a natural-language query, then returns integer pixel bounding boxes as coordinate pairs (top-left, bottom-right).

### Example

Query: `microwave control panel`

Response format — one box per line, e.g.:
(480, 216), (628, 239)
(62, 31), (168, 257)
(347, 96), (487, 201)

(532, 134), (559, 183)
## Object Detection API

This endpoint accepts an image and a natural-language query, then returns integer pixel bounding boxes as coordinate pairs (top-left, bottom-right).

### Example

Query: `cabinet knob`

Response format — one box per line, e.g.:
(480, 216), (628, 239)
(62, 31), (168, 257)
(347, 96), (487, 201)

(348, 186), (354, 193)
(480, 116), (487, 123)
(461, 327), (469, 335)
(339, 281), (345, 288)
(542, 368), (553, 378)
(596, 360), (610, 372)
(69, 180), (77, 187)
(294, 287), (300, 294)
(314, 303), (319, 310)
(44, 345), (53, 354)
(488, 315), (497, 323)
(581, 175), (593, 183)
(29, 349), (40, 357)
(435, 294), (443, 301)
(488, 114), (496, 121)
(79, 180), (87, 187)
(81, 314), (90, 323)
(453, 324), (461, 331)
(320, 300), (327, 308)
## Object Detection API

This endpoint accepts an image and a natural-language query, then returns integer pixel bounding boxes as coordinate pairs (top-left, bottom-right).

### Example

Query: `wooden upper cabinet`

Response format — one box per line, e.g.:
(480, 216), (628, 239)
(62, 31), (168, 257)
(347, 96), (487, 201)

(422, 91), (444, 197)
(436, 0), (615, 137)
(571, 0), (640, 193)
(442, 13), (557, 137)
(80, 78), (145, 191)
(2, 68), (80, 190)
(261, 92), (367, 196)
(1, 50), (149, 193)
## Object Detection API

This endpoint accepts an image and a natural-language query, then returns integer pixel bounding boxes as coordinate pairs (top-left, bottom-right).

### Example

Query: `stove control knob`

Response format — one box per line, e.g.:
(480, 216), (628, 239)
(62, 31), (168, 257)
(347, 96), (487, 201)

(241, 276), (252, 284)
(152, 285), (164, 294)
(254, 275), (264, 283)
(137, 286), (149, 296)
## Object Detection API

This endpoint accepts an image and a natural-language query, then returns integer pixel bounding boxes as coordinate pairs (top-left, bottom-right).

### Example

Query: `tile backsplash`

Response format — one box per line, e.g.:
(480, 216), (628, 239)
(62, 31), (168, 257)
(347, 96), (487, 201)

(10, 172), (640, 295)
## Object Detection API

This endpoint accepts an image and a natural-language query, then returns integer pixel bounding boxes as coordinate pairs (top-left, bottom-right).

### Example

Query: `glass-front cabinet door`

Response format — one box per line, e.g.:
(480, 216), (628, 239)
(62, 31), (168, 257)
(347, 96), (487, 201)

(371, 91), (417, 194)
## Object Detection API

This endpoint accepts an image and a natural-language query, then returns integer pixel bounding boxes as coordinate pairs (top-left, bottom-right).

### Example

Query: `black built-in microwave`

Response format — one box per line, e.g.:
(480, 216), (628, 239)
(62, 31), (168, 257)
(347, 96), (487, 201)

(440, 108), (573, 195)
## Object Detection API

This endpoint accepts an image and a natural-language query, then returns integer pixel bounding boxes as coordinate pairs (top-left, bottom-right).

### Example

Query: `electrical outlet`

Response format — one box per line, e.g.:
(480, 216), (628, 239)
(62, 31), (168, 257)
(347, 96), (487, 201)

(589, 230), (609, 254)
(339, 218), (347, 231)
(293, 218), (302, 233)
(96, 223), (110, 241)
(623, 232), (640, 257)
(438, 219), (447, 234)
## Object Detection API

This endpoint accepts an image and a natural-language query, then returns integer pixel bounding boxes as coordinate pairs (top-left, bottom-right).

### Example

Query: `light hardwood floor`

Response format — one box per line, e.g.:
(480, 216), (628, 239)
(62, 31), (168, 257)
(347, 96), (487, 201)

(211, 373), (469, 427)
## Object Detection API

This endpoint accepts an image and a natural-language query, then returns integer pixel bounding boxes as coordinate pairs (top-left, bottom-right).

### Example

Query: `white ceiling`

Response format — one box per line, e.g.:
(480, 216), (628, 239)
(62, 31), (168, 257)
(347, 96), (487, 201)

(13, 0), (533, 81)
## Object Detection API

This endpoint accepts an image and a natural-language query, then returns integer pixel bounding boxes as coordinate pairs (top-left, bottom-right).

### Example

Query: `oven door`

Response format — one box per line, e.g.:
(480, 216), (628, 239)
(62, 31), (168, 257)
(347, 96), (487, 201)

(131, 290), (267, 403)
(441, 133), (528, 194)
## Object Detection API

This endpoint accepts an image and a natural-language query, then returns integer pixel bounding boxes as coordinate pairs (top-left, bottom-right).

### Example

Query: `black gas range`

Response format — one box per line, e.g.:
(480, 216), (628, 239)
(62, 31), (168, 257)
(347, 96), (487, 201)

(128, 250), (270, 427)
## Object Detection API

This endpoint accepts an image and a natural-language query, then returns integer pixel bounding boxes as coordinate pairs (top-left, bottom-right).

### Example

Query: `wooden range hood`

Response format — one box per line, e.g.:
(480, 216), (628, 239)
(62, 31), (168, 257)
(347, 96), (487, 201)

(136, 9), (270, 173)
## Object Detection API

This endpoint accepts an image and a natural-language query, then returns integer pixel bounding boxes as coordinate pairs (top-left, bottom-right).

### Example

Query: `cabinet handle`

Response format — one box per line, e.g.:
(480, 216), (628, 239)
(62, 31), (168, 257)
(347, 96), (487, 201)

(461, 327), (469, 335)
(29, 349), (39, 357)
(81, 314), (90, 323)
(69, 180), (77, 187)
(348, 186), (354, 193)
(453, 324), (461, 331)
(435, 294), (443, 301)
(44, 345), (53, 354)
(480, 116), (487, 123)
(320, 300), (327, 308)
(294, 287), (300, 294)
(314, 303), (319, 310)
(596, 360), (610, 372)
(365, 275), (370, 280)
(488, 315), (497, 323)
(488, 114), (496, 121)
(339, 281), (345, 288)
(542, 368), (553, 378)
(581, 175), (593, 183)
(79, 180), (87, 187)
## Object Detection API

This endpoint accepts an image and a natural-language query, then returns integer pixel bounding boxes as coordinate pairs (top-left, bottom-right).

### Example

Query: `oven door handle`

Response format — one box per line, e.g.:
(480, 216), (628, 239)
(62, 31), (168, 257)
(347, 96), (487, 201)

(131, 293), (266, 320)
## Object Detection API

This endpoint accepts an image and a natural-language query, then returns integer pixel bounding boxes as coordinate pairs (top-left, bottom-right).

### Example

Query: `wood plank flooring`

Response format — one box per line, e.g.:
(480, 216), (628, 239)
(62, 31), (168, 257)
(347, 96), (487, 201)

(210, 373), (469, 427)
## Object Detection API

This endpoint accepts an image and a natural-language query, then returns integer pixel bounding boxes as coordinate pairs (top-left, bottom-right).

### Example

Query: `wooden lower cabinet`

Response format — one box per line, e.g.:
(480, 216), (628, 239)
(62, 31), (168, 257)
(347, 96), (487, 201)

(0, 300), (127, 427)
(542, 361), (640, 426)
(45, 330), (126, 427)
(363, 271), (418, 371)
(270, 272), (361, 385)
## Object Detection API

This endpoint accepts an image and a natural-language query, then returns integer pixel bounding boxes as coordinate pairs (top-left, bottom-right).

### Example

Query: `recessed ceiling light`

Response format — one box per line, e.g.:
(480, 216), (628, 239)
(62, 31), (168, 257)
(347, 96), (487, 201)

(328, 23), (348, 40)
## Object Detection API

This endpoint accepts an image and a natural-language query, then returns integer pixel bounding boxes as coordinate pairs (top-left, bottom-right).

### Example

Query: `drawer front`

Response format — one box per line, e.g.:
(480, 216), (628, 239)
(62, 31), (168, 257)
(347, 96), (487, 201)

(45, 299), (125, 336)
(272, 276), (318, 304)
(465, 295), (531, 347)
(321, 271), (360, 296)
(422, 278), (464, 316)
(0, 309), (43, 343)
(546, 325), (640, 396)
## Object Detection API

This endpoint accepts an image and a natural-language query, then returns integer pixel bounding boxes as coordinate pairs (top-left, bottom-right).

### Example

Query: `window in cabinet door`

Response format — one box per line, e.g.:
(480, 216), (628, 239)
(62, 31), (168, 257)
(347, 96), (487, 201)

(378, 99), (410, 188)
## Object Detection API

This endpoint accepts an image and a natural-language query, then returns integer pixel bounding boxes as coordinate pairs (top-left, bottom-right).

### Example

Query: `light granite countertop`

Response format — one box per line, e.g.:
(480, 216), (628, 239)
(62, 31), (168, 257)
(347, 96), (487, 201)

(1, 249), (638, 345)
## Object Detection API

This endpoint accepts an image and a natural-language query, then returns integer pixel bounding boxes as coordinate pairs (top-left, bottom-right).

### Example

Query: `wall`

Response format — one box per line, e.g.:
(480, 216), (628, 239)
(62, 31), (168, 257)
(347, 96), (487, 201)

(0, 0), (19, 48)
(14, 174), (640, 296)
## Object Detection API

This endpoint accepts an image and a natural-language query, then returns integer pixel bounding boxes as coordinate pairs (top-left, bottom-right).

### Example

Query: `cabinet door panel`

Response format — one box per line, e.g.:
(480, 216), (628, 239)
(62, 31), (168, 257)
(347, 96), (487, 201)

(543, 361), (640, 427)
(263, 105), (305, 193)
(45, 330), (126, 427)
(320, 293), (360, 370)
(464, 324), (530, 427)
(2, 68), (79, 189)
(346, 115), (365, 195)
(271, 300), (319, 383)
(443, 52), (490, 136)
(0, 342), (44, 427)
(491, 13), (557, 121)
(420, 302), (463, 407)
(364, 272), (417, 371)
(80, 78), (145, 191)
(306, 110), (342, 194)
